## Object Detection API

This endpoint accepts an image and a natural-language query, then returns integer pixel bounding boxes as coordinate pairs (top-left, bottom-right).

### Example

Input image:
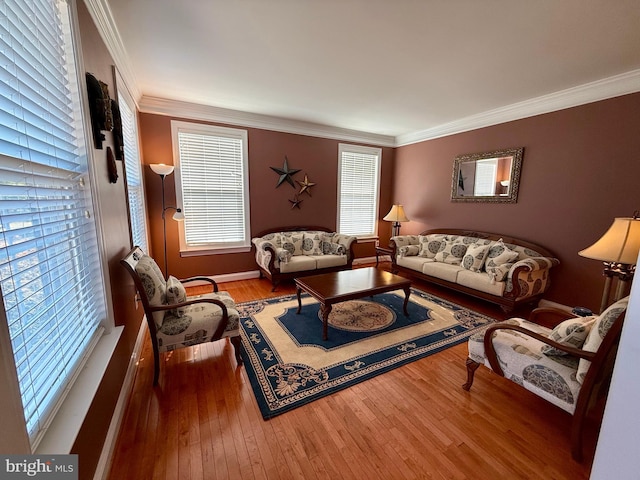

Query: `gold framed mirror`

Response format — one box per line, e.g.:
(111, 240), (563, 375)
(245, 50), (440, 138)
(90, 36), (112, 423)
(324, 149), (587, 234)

(451, 147), (523, 203)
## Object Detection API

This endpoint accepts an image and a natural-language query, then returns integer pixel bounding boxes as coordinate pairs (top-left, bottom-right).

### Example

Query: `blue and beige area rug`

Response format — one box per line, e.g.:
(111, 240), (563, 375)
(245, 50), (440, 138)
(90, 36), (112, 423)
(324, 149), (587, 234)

(238, 288), (495, 419)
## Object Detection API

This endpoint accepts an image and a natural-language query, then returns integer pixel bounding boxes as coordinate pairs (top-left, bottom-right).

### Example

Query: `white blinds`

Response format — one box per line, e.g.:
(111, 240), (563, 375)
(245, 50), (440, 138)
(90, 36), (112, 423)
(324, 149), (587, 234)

(0, 0), (106, 446)
(119, 93), (148, 252)
(474, 159), (498, 196)
(174, 125), (250, 248)
(337, 145), (381, 236)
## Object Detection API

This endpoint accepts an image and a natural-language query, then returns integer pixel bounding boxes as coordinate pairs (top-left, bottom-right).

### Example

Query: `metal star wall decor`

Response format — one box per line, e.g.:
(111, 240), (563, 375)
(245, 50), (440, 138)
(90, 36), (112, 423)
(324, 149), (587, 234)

(288, 194), (303, 209)
(297, 174), (316, 196)
(270, 155), (301, 188)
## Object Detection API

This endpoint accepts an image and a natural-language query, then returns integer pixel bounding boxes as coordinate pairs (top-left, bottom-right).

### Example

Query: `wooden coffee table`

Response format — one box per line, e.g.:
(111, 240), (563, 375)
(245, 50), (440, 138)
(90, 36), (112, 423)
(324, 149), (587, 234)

(295, 267), (412, 340)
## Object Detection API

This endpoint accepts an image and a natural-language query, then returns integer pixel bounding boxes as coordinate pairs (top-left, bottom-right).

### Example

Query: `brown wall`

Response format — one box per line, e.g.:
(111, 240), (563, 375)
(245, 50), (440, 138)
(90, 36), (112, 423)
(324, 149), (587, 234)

(139, 113), (396, 279)
(53, 5), (639, 478)
(72, 3), (144, 479)
(393, 93), (640, 312)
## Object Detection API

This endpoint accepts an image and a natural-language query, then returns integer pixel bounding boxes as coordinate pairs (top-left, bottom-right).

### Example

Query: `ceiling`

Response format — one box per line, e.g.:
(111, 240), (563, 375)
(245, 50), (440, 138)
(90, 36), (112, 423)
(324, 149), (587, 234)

(105, 0), (640, 144)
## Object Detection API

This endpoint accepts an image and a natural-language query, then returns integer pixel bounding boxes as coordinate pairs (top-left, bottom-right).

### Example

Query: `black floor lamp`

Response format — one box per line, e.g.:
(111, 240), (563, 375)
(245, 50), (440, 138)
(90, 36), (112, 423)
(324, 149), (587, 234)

(150, 164), (184, 276)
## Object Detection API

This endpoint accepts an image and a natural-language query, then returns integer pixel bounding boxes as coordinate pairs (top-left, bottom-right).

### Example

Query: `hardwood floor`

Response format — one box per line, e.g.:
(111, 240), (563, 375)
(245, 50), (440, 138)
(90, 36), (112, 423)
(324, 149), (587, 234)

(107, 265), (597, 479)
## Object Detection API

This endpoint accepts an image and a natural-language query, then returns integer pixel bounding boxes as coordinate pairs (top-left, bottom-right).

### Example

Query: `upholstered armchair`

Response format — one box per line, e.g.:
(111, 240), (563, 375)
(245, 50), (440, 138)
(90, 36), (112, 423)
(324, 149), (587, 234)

(121, 247), (242, 385)
(463, 296), (628, 461)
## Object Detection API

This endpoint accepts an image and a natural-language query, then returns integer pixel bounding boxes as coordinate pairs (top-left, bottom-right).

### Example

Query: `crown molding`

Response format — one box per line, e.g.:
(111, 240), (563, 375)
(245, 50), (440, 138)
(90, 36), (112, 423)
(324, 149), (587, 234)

(396, 69), (640, 147)
(82, 0), (141, 104)
(138, 96), (397, 147)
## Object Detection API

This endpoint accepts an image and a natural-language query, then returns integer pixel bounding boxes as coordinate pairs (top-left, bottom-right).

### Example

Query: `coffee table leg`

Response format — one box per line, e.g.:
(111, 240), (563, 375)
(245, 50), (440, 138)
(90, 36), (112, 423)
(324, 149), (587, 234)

(402, 286), (410, 316)
(296, 286), (302, 314)
(320, 303), (331, 340)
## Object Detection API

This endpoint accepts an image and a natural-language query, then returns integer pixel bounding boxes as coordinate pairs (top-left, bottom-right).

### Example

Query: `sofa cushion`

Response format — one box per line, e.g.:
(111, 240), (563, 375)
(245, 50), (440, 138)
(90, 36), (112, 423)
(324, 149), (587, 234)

(280, 255), (317, 273)
(303, 232), (324, 255)
(311, 254), (348, 269)
(397, 255), (434, 271)
(541, 316), (596, 356)
(434, 239), (468, 265)
(456, 270), (506, 296)
(422, 262), (464, 282)
(157, 291), (239, 352)
(461, 242), (491, 272)
(577, 296), (628, 384)
(281, 232), (304, 255)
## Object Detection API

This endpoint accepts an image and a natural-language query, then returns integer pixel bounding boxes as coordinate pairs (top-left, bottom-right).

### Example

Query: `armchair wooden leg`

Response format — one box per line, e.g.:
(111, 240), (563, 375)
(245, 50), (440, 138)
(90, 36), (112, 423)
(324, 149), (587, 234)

(231, 336), (243, 366)
(462, 358), (481, 391)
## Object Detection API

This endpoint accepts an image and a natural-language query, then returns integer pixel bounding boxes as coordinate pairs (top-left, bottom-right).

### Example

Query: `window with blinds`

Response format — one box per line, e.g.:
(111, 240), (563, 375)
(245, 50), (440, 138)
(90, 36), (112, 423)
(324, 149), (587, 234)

(337, 144), (382, 237)
(0, 0), (107, 447)
(171, 121), (251, 252)
(474, 159), (498, 196)
(119, 91), (148, 252)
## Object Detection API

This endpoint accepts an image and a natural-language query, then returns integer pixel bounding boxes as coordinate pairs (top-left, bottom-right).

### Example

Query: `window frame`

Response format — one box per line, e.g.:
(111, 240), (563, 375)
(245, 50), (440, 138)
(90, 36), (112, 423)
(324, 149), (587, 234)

(0, 0), (114, 452)
(336, 143), (382, 239)
(116, 71), (149, 253)
(171, 121), (251, 255)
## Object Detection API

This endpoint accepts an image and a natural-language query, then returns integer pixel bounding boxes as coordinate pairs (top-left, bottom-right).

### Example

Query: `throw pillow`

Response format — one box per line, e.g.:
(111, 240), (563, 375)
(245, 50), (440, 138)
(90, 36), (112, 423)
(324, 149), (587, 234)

(460, 242), (491, 272)
(303, 232), (324, 255)
(577, 296), (628, 384)
(276, 247), (292, 264)
(541, 316), (596, 356)
(484, 241), (519, 282)
(434, 239), (468, 265)
(418, 234), (446, 258)
(399, 245), (420, 257)
(166, 275), (187, 316)
(281, 232), (304, 255)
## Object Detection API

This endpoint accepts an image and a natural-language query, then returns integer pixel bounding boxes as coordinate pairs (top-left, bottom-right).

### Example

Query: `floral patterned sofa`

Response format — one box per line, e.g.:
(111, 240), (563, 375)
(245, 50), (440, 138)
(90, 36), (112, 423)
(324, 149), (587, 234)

(463, 295), (628, 460)
(252, 226), (357, 290)
(389, 229), (559, 312)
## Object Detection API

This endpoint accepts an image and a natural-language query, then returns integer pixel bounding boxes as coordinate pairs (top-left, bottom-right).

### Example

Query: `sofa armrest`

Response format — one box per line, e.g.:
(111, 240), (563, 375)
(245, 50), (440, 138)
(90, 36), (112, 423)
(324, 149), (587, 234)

(509, 257), (560, 274)
(505, 256), (560, 300)
(332, 234), (357, 263)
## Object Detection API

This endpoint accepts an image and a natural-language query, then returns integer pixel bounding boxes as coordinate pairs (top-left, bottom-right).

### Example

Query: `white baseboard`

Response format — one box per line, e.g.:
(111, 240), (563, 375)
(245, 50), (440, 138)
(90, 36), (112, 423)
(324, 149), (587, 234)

(354, 256), (379, 265)
(93, 319), (148, 480)
(182, 270), (261, 287)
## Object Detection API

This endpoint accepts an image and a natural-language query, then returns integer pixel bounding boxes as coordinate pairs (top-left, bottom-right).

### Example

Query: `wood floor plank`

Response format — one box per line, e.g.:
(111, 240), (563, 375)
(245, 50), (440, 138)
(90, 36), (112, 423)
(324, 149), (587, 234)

(108, 270), (594, 480)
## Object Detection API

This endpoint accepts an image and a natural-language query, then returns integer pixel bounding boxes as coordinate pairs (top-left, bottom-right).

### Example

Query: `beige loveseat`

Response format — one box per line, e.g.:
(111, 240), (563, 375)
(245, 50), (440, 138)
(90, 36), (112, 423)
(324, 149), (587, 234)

(390, 229), (559, 311)
(252, 226), (357, 290)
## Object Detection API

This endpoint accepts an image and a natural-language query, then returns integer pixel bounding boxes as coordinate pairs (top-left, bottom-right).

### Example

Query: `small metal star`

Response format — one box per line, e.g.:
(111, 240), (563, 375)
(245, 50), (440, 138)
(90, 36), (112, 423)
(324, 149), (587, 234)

(297, 174), (316, 196)
(270, 155), (301, 188)
(288, 194), (303, 209)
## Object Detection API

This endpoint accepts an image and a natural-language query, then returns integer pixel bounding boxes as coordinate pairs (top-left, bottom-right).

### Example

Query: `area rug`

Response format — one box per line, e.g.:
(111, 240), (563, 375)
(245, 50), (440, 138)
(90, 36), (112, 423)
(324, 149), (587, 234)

(238, 287), (495, 419)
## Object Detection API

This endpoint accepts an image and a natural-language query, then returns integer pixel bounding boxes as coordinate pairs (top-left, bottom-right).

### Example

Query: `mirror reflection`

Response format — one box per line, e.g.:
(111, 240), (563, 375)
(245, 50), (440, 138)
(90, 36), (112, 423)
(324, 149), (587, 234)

(451, 147), (523, 203)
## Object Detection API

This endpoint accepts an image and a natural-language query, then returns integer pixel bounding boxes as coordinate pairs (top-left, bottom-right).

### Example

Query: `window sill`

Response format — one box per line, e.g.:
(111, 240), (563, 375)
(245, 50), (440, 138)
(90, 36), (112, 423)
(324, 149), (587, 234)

(180, 245), (252, 256)
(35, 326), (123, 454)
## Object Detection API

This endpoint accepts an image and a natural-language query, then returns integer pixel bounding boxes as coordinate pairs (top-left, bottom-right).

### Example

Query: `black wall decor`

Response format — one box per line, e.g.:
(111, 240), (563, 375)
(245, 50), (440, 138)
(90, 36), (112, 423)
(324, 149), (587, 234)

(85, 72), (113, 149)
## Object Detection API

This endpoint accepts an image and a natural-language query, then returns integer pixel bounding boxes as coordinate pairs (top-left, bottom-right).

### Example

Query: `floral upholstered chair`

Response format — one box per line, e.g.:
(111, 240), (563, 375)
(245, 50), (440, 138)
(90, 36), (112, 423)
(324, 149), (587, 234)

(121, 247), (242, 385)
(463, 296), (628, 461)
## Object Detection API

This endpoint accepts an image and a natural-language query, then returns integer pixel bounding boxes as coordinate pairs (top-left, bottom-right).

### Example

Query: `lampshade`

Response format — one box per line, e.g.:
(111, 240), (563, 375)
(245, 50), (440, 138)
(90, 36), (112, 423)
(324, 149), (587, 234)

(579, 217), (640, 265)
(150, 163), (175, 176)
(172, 209), (185, 221)
(383, 205), (409, 223)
